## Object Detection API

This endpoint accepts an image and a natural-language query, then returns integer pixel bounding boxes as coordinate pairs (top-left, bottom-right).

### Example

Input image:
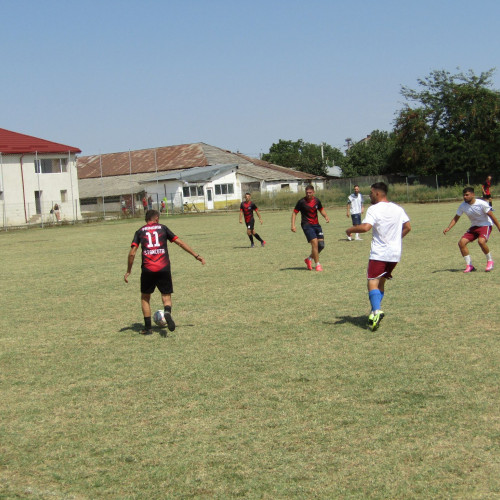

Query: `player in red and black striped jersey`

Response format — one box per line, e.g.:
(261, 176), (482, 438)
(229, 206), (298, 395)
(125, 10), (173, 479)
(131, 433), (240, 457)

(124, 210), (206, 336)
(482, 175), (493, 207)
(291, 185), (330, 271)
(239, 193), (266, 247)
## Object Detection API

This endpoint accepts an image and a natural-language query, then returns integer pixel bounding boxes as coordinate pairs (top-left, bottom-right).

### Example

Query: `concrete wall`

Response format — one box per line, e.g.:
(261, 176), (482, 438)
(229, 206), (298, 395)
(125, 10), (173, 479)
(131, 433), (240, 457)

(0, 153), (81, 226)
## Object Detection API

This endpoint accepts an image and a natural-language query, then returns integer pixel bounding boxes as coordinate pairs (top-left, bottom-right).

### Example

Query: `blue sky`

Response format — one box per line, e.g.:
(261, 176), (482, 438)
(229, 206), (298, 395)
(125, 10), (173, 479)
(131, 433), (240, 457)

(3, 0), (499, 157)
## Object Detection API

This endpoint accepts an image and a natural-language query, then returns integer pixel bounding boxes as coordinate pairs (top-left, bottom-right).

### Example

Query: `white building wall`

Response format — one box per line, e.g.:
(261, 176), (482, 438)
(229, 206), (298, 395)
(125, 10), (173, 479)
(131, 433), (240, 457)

(140, 181), (183, 210)
(0, 153), (81, 226)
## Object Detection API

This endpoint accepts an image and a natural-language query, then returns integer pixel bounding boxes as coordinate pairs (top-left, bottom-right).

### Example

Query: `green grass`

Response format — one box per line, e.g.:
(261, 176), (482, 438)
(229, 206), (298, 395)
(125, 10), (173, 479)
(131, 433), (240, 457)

(1, 204), (499, 499)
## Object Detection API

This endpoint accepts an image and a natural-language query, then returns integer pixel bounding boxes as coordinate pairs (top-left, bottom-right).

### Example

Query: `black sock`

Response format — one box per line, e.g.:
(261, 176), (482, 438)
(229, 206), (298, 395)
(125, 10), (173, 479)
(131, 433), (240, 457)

(164, 305), (172, 315)
(144, 317), (152, 329)
(248, 235), (254, 244)
(254, 233), (263, 242)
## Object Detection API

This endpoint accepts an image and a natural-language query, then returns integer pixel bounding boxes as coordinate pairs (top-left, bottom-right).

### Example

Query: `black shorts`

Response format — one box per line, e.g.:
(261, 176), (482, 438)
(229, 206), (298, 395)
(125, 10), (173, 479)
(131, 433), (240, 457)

(141, 269), (173, 295)
(246, 218), (255, 231)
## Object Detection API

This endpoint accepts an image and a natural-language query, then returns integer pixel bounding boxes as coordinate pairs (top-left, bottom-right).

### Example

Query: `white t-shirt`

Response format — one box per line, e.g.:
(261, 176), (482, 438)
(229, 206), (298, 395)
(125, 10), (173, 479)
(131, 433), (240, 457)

(363, 201), (410, 262)
(456, 199), (492, 227)
(347, 193), (364, 214)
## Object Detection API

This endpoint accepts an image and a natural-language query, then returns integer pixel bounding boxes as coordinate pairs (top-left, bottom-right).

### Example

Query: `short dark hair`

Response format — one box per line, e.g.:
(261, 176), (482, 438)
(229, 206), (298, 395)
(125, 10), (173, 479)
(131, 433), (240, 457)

(371, 182), (388, 194)
(305, 184), (315, 191)
(146, 209), (160, 222)
(245, 192), (251, 196)
(463, 186), (475, 194)
(353, 184), (359, 188)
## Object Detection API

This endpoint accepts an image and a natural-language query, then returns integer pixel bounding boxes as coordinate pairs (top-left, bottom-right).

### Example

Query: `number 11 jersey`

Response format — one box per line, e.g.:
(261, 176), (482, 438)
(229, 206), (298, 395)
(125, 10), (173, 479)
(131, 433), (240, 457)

(131, 222), (178, 272)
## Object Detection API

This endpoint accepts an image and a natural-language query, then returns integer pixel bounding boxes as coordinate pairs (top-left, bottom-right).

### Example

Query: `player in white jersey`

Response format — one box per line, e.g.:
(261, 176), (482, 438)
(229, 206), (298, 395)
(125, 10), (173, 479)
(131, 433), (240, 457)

(346, 182), (411, 331)
(346, 185), (364, 240)
(443, 186), (500, 273)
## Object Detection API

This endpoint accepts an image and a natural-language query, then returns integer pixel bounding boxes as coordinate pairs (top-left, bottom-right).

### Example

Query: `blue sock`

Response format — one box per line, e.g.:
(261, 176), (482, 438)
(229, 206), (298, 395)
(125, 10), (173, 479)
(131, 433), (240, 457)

(369, 289), (382, 312)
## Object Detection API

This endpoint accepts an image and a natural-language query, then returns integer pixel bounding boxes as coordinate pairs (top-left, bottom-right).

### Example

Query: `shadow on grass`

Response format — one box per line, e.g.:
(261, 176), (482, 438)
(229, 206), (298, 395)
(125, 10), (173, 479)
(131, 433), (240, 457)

(325, 315), (368, 329)
(119, 322), (196, 335)
(119, 323), (147, 334)
(432, 268), (464, 273)
(279, 267), (311, 271)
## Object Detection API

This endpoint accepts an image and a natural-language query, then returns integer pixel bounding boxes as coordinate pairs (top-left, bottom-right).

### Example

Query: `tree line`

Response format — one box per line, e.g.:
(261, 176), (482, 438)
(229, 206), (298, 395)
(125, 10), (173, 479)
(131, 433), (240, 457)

(261, 69), (500, 184)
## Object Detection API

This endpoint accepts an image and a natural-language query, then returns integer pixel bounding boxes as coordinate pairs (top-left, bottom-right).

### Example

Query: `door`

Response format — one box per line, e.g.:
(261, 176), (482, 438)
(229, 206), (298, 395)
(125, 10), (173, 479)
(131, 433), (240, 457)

(206, 188), (214, 210)
(34, 191), (42, 214)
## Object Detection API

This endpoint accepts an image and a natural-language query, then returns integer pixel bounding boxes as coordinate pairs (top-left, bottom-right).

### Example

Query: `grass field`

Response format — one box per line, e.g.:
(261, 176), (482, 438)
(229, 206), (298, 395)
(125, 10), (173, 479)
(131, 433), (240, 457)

(1, 202), (499, 499)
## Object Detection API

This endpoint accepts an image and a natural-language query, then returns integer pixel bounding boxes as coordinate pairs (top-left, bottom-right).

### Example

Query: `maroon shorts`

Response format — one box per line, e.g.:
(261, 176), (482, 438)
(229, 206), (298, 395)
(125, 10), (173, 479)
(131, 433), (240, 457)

(367, 260), (398, 280)
(462, 226), (491, 242)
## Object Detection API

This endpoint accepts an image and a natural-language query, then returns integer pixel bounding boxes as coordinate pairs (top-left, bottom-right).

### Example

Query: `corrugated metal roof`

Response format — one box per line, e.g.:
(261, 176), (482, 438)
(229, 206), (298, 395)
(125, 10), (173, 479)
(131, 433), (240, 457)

(77, 143), (208, 179)
(77, 142), (325, 181)
(78, 172), (155, 198)
(139, 164), (239, 183)
(0, 128), (81, 154)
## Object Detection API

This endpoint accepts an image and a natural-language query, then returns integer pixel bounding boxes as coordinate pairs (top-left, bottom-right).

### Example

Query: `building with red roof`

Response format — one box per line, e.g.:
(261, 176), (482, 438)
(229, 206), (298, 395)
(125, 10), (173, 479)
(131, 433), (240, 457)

(0, 128), (81, 226)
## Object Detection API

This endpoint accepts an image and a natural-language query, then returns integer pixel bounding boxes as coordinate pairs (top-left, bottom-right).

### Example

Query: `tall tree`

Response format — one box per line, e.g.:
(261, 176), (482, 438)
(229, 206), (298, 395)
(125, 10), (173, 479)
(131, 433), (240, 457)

(342, 130), (395, 177)
(262, 139), (344, 176)
(392, 69), (500, 178)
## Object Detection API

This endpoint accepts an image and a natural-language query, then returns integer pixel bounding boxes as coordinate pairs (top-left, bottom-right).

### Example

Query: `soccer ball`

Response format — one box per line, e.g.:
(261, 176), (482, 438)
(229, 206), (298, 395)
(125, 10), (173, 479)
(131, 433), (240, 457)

(153, 309), (167, 327)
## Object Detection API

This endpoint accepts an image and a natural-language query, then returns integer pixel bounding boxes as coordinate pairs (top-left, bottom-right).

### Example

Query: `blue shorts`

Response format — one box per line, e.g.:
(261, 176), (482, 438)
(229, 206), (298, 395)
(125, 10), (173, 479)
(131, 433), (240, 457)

(302, 223), (324, 242)
(351, 213), (362, 225)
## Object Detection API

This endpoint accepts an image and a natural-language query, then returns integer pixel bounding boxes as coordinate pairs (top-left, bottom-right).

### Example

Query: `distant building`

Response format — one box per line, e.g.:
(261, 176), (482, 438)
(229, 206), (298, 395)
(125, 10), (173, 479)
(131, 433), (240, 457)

(0, 128), (81, 226)
(77, 143), (325, 213)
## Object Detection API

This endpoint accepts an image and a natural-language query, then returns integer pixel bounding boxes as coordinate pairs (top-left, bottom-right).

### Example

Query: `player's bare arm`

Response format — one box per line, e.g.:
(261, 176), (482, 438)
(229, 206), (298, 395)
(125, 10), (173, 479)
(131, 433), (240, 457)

(124, 246), (138, 283)
(255, 209), (263, 224)
(174, 238), (206, 265)
(291, 212), (297, 232)
(402, 221), (411, 237)
(346, 223), (372, 238)
(320, 208), (330, 223)
(443, 215), (461, 234)
(487, 210), (500, 231)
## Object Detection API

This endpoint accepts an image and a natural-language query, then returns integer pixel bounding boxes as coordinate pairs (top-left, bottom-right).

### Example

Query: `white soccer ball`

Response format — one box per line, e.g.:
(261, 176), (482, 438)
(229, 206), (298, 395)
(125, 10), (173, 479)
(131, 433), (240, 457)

(153, 309), (167, 327)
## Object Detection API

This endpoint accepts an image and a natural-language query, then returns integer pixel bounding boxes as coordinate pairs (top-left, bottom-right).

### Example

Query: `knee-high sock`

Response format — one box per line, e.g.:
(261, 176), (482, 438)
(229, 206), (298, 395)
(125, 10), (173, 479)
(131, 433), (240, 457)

(369, 289), (382, 312)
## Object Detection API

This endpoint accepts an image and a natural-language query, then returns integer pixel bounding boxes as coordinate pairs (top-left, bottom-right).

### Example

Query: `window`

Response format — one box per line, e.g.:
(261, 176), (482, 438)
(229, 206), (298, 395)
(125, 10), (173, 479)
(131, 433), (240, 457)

(34, 158), (68, 174)
(80, 197), (98, 206)
(103, 195), (121, 203)
(214, 183), (234, 195)
(60, 190), (67, 202)
(183, 185), (204, 197)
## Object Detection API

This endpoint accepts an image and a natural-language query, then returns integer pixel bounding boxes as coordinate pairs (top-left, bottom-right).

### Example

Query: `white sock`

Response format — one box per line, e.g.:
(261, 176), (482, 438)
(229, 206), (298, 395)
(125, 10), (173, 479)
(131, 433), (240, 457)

(464, 255), (472, 265)
(486, 253), (492, 261)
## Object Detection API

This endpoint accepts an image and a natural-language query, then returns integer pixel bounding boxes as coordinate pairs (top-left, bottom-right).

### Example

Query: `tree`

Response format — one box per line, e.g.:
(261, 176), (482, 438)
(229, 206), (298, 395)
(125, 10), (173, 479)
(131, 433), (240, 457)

(389, 108), (436, 175)
(342, 130), (395, 177)
(392, 69), (500, 179)
(262, 139), (344, 176)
